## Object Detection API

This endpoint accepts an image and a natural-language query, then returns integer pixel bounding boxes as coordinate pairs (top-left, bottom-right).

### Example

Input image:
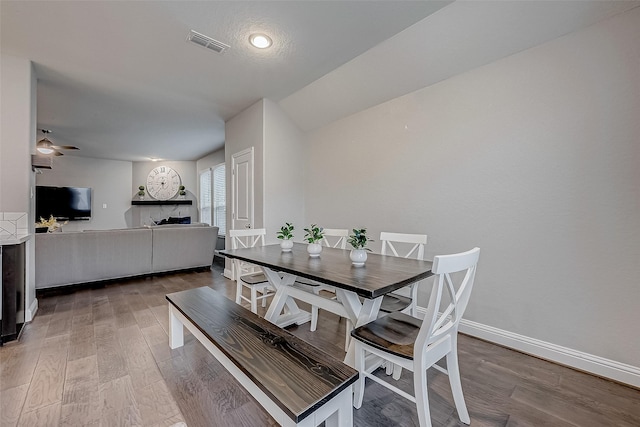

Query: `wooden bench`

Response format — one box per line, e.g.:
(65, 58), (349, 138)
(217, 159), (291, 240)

(166, 286), (358, 426)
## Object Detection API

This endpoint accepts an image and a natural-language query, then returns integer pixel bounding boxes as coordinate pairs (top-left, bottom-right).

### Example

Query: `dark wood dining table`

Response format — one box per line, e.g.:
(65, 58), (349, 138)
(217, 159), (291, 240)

(221, 242), (433, 367)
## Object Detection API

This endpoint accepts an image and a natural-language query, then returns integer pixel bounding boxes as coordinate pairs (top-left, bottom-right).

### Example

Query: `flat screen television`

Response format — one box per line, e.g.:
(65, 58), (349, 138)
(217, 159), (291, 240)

(36, 186), (92, 221)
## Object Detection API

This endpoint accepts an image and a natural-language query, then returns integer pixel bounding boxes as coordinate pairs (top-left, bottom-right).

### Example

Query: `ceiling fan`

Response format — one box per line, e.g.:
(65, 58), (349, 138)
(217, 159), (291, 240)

(37, 129), (79, 156)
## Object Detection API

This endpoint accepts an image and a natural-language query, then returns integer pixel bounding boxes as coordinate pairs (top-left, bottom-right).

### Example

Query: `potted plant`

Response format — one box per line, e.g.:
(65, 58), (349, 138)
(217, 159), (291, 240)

(303, 224), (324, 257)
(277, 222), (295, 252)
(347, 228), (373, 266)
(138, 185), (145, 200)
(179, 185), (186, 199)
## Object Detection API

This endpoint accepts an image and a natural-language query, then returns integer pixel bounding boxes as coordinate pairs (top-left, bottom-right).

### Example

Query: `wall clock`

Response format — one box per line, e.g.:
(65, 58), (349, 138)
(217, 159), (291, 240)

(146, 166), (181, 200)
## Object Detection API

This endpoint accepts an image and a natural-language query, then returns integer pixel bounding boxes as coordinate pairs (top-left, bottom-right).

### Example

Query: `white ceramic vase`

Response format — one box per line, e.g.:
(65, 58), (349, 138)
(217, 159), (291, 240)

(350, 249), (367, 267)
(280, 239), (294, 252)
(307, 243), (322, 257)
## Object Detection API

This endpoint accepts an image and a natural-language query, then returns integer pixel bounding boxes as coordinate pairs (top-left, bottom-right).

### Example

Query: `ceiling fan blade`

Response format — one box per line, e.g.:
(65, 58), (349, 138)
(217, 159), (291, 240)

(51, 145), (79, 150)
(53, 150), (64, 156)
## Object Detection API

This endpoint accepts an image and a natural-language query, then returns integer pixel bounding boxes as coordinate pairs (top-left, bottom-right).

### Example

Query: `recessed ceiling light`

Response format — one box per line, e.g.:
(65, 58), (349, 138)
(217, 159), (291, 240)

(249, 33), (272, 49)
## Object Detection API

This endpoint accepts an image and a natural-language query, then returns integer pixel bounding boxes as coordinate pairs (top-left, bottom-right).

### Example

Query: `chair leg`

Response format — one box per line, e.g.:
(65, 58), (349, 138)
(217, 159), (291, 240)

(392, 364), (403, 380)
(446, 349), (470, 424)
(310, 287), (320, 332)
(261, 290), (268, 307)
(353, 342), (366, 409)
(414, 364), (433, 427)
(250, 287), (258, 313)
(344, 320), (352, 351)
(235, 281), (243, 305)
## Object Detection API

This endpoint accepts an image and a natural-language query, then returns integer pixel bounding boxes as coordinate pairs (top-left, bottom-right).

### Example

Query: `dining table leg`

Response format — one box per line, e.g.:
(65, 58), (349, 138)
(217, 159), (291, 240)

(335, 290), (383, 368)
(263, 268), (313, 328)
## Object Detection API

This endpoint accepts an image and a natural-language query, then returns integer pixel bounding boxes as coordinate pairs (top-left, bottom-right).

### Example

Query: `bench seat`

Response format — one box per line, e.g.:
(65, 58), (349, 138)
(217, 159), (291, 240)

(166, 286), (357, 426)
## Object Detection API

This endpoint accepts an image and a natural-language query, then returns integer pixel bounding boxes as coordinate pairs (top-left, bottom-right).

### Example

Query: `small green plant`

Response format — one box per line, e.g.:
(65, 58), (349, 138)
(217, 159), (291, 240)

(277, 222), (294, 240)
(303, 224), (324, 244)
(179, 185), (186, 196)
(138, 185), (145, 196)
(348, 228), (373, 250)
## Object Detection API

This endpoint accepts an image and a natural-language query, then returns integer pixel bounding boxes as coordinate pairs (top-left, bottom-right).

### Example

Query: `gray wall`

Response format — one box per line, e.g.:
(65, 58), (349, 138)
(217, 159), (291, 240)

(131, 161), (197, 226)
(0, 54), (37, 320)
(36, 156), (132, 231)
(303, 9), (640, 367)
(263, 99), (305, 245)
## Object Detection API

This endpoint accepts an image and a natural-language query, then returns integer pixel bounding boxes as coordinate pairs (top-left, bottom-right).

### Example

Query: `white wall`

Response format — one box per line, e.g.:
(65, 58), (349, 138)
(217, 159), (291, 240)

(0, 54), (37, 319)
(0, 55), (35, 214)
(225, 100), (265, 231)
(303, 9), (640, 370)
(263, 99), (306, 245)
(36, 156), (132, 231)
(131, 161), (197, 226)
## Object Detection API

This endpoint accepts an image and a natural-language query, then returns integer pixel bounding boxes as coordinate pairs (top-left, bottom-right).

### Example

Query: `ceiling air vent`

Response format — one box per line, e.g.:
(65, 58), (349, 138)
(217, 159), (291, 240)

(187, 30), (229, 54)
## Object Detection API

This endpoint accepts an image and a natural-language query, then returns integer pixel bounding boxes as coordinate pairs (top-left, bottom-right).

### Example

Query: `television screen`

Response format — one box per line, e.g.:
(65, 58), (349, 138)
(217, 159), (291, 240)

(36, 186), (92, 221)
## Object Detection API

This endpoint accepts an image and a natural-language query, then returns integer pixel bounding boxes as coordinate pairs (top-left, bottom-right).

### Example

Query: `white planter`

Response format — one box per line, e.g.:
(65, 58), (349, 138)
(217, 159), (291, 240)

(307, 243), (323, 257)
(350, 249), (368, 267)
(280, 239), (294, 252)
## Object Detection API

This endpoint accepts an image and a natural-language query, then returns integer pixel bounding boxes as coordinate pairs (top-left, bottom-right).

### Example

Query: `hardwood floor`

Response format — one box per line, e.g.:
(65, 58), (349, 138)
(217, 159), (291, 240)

(1, 265), (639, 427)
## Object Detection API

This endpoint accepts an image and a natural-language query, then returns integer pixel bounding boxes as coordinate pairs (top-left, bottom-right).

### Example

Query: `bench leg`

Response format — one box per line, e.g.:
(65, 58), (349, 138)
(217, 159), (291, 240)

(168, 306), (184, 349)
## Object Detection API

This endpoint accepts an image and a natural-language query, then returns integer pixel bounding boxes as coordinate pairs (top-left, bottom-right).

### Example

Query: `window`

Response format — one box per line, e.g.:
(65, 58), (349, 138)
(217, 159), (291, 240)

(199, 164), (226, 235)
(213, 164), (226, 235)
(199, 169), (212, 226)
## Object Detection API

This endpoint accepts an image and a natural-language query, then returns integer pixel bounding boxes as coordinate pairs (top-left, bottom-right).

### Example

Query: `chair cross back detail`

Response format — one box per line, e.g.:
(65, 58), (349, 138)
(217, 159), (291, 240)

(419, 248), (479, 349)
(380, 232), (426, 260)
(229, 228), (266, 250)
(321, 228), (349, 249)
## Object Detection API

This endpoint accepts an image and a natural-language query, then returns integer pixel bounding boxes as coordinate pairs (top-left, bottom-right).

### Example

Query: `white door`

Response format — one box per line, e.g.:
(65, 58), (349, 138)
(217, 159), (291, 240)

(231, 148), (254, 232)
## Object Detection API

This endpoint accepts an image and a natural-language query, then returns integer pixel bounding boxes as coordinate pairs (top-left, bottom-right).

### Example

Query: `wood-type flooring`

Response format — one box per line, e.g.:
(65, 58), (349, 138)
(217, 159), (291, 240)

(1, 264), (639, 426)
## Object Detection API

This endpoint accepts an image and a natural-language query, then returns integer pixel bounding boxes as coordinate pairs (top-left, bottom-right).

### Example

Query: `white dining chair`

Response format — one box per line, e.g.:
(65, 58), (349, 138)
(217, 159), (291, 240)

(229, 228), (275, 314)
(379, 231), (428, 317)
(294, 228), (349, 334)
(351, 247), (480, 427)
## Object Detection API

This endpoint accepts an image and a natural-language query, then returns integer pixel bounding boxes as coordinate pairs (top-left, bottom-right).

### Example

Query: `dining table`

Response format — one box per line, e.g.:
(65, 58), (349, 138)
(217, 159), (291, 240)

(221, 242), (433, 367)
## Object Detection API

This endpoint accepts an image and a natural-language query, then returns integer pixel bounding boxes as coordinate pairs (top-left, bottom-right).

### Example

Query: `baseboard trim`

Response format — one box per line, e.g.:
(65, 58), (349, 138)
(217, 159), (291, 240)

(415, 307), (640, 388)
(26, 298), (38, 322)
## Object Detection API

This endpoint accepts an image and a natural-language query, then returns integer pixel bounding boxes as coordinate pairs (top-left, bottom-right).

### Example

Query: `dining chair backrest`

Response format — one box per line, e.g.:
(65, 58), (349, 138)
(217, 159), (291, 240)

(416, 247), (480, 351)
(321, 228), (349, 249)
(380, 232), (427, 260)
(229, 228), (266, 250)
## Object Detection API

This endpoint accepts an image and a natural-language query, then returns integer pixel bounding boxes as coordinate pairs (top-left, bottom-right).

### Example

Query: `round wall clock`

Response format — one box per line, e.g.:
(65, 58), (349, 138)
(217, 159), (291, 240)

(146, 166), (181, 200)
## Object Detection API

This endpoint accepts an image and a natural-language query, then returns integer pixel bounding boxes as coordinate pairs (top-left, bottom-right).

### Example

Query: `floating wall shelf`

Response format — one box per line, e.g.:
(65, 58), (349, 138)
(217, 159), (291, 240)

(131, 200), (192, 206)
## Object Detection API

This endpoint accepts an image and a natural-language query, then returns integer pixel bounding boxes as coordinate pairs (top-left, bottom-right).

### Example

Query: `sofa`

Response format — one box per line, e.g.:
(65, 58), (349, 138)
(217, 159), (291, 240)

(35, 224), (218, 289)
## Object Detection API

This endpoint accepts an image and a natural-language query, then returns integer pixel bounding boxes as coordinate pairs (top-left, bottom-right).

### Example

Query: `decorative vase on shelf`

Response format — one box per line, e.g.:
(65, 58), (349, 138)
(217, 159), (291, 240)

(138, 195), (144, 201)
(350, 249), (367, 267)
(307, 243), (322, 257)
(280, 239), (294, 252)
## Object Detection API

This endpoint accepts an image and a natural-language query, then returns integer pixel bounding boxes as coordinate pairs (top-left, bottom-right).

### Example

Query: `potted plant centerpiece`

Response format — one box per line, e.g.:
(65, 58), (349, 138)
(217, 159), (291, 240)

(138, 185), (145, 200)
(304, 224), (324, 257)
(277, 222), (295, 252)
(179, 185), (186, 199)
(348, 228), (373, 266)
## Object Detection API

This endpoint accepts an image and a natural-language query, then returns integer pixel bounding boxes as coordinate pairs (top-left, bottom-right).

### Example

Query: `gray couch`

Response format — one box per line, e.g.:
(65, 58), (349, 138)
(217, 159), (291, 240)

(35, 224), (218, 289)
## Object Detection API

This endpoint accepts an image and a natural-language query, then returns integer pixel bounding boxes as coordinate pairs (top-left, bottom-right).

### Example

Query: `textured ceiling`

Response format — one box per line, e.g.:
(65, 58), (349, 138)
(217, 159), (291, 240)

(2, 1), (638, 162)
(1, 0), (447, 161)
